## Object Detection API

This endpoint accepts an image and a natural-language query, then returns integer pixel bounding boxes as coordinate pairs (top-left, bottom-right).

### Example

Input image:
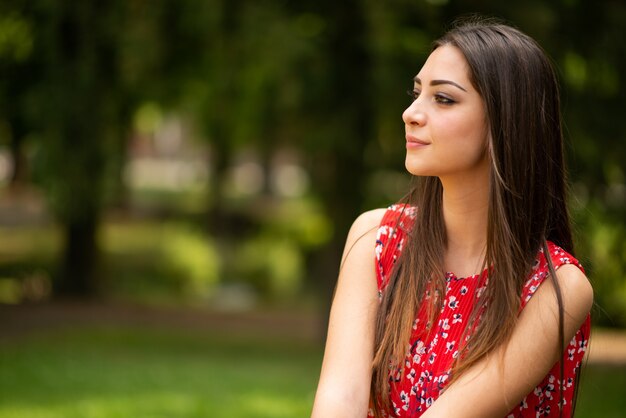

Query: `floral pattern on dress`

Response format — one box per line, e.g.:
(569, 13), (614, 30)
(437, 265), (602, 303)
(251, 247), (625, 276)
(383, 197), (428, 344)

(369, 205), (590, 418)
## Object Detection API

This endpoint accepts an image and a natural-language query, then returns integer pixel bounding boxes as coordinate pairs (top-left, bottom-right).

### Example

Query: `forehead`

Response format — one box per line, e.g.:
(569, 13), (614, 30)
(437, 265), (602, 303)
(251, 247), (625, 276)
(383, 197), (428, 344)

(415, 45), (471, 84)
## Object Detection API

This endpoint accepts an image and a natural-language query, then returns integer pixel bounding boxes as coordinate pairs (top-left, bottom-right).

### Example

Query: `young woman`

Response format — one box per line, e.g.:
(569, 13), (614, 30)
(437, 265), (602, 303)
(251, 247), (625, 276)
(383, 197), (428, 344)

(311, 19), (593, 418)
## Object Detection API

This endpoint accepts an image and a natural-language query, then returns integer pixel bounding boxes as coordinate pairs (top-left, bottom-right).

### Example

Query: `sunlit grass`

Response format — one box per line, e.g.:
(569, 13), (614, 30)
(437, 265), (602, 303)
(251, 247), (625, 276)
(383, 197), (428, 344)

(0, 327), (321, 418)
(0, 325), (624, 418)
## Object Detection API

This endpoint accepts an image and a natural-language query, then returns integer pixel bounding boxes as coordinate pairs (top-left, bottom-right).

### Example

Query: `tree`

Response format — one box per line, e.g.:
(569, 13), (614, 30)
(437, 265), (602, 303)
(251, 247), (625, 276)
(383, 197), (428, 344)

(30, 2), (128, 295)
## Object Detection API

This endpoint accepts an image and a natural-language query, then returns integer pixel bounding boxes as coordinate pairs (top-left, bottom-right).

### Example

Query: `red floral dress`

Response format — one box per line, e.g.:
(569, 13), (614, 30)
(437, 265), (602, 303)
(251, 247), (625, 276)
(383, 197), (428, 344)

(369, 205), (590, 418)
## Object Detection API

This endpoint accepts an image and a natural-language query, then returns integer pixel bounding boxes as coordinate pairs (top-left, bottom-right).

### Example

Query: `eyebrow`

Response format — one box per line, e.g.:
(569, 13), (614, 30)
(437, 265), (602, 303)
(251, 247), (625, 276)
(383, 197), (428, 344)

(413, 76), (467, 92)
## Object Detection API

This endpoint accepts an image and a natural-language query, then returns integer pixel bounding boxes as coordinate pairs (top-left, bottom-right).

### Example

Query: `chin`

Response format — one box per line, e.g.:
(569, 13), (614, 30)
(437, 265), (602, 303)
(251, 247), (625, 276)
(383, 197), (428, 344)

(405, 160), (432, 177)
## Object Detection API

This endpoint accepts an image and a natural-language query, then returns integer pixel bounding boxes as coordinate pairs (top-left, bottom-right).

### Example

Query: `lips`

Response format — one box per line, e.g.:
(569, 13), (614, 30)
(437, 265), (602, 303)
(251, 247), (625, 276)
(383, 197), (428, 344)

(406, 134), (430, 145)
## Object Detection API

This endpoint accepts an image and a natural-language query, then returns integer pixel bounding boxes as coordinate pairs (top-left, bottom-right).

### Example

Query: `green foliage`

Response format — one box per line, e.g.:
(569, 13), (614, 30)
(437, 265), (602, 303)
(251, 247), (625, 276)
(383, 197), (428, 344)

(0, 0), (623, 321)
(161, 224), (221, 297)
(0, 13), (33, 62)
(236, 236), (303, 298)
(223, 197), (332, 301)
(0, 224), (59, 303)
(573, 197), (626, 326)
(0, 220), (222, 304)
(0, 225), (61, 259)
(101, 221), (221, 302)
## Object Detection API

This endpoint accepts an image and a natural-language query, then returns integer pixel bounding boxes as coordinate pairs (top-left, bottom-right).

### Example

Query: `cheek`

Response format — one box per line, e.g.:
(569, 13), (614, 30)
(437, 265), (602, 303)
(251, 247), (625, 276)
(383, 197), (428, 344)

(440, 110), (487, 143)
(439, 110), (483, 137)
(435, 115), (488, 162)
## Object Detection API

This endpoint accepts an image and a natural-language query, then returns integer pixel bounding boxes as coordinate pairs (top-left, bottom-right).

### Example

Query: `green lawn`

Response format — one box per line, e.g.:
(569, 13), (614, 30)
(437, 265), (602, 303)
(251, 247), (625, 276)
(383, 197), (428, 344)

(0, 327), (322, 418)
(0, 326), (623, 418)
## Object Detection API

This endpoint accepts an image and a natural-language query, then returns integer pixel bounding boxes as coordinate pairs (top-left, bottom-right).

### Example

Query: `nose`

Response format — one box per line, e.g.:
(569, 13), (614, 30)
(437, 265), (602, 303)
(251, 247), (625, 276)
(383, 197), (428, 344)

(402, 100), (426, 126)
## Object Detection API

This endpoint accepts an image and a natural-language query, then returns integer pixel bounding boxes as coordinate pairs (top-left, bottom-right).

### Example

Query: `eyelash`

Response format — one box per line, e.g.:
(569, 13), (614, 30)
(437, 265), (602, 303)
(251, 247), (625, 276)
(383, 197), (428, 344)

(406, 89), (455, 105)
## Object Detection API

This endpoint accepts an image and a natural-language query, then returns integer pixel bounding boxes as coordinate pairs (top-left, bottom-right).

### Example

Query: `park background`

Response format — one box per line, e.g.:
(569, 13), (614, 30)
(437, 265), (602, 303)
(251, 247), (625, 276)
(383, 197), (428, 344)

(0, 0), (624, 417)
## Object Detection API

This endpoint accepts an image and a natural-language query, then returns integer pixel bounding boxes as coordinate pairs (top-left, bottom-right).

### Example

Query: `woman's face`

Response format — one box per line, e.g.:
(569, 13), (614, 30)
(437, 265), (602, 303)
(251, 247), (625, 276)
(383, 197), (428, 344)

(403, 45), (489, 181)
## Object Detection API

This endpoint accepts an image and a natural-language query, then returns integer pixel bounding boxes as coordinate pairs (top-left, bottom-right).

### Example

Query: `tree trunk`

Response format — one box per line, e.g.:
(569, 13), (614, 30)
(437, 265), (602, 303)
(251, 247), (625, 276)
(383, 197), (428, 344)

(56, 216), (100, 297)
(44, 1), (111, 298)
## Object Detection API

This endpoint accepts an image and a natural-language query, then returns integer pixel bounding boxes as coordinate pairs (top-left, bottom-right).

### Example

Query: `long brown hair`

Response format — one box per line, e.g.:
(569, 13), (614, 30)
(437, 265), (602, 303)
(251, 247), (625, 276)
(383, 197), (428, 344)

(371, 18), (574, 416)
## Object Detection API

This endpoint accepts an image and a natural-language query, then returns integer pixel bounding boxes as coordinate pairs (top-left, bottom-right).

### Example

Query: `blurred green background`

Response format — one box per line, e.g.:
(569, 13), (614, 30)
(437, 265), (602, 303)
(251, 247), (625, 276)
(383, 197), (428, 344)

(0, 0), (624, 417)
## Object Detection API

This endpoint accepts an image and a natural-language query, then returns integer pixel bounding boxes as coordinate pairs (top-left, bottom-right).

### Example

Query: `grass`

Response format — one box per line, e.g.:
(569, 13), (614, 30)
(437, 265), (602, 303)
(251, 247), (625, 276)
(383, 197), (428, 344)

(0, 325), (624, 418)
(0, 326), (322, 418)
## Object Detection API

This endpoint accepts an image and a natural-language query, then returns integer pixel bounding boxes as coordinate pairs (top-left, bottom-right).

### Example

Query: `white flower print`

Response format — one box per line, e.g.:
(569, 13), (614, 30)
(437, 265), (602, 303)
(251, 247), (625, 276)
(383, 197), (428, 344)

(440, 318), (450, 330)
(430, 334), (439, 350)
(520, 397), (528, 409)
(375, 241), (384, 259)
(413, 353), (421, 365)
(399, 390), (410, 411)
(411, 340), (425, 365)
(408, 368), (417, 383)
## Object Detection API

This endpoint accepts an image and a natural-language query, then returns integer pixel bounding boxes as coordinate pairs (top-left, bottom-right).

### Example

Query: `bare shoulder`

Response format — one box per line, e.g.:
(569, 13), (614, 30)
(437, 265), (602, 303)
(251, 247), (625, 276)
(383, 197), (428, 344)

(554, 263), (594, 318)
(528, 262), (593, 335)
(341, 208), (387, 263)
(350, 208), (387, 235)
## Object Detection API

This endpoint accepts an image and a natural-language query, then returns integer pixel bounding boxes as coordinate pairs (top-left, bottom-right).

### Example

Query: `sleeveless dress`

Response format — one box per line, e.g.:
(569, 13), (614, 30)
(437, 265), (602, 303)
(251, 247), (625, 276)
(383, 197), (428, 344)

(369, 204), (591, 418)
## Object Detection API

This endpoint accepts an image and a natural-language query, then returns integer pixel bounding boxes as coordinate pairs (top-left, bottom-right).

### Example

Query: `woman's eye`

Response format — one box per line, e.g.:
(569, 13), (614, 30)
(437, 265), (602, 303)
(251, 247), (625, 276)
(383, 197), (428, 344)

(406, 90), (454, 105)
(407, 89), (420, 101)
(434, 94), (455, 105)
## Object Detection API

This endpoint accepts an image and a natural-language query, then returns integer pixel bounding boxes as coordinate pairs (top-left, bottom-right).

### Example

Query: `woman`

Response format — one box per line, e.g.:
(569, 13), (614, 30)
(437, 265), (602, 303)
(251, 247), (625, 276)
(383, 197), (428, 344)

(311, 18), (593, 418)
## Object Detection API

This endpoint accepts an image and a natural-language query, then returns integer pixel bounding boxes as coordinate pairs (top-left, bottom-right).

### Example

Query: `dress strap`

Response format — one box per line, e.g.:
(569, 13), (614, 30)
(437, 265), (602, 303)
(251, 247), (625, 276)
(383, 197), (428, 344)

(374, 204), (416, 295)
(520, 241), (585, 309)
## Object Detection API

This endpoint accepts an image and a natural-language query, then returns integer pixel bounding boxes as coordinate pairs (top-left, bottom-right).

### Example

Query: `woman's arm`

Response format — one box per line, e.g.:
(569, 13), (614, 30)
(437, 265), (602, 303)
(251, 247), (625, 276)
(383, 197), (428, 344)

(311, 209), (386, 418)
(421, 264), (593, 418)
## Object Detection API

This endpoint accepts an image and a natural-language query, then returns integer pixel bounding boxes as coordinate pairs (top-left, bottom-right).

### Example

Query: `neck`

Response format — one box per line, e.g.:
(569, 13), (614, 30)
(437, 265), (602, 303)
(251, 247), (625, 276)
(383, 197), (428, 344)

(440, 171), (489, 273)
